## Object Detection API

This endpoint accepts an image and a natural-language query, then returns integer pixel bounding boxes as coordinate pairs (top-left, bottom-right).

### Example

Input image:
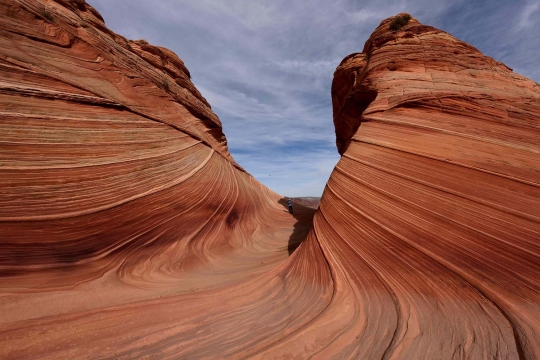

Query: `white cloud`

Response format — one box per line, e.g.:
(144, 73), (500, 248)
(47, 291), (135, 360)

(517, 1), (540, 29)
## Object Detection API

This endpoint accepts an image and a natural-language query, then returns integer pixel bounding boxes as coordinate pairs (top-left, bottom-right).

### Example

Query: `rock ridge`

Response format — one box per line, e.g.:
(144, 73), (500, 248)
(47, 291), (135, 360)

(1, 0), (236, 166)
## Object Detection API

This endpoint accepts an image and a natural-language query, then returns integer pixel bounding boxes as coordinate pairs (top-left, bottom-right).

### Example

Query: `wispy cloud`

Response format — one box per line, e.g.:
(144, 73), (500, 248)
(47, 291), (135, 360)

(89, 0), (540, 196)
(517, 1), (540, 29)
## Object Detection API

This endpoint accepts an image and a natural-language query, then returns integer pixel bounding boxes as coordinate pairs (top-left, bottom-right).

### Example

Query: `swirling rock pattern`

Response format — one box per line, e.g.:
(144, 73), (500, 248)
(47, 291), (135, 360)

(0, 1), (320, 358)
(322, 13), (540, 359)
(0, 2), (539, 359)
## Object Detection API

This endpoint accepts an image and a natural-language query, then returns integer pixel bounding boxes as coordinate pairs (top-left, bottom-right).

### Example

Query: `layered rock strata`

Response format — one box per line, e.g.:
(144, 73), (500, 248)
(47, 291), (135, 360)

(0, 1), (321, 357)
(319, 13), (540, 359)
(0, 2), (539, 359)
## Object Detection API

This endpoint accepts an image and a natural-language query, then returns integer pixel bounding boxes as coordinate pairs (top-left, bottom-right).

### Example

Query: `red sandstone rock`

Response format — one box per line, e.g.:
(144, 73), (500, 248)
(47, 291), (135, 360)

(0, 3), (539, 359)
(0, 1), (319, 357)
(318, 13), (540, 359)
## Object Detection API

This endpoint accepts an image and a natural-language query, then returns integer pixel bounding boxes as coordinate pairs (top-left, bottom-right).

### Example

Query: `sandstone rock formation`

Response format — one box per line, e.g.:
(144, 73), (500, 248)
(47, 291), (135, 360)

(324, 13), (540, 359)
(291, 197), (321, 209)
(0, 1), (318, 357)
(0, 2), (539, 359)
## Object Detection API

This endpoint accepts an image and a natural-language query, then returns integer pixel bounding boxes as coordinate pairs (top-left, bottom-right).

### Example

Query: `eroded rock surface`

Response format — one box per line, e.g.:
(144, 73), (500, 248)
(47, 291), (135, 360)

(0, 1), (321, 358)
(291, 197), (321, 209)
(0, 3), (539, 359)
(321, 13), (540, 359)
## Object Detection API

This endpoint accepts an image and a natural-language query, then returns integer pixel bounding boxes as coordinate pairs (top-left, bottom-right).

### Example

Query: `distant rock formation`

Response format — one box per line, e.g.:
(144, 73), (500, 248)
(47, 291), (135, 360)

(0, 2), (539, 359)
(291, 197), (321, 209)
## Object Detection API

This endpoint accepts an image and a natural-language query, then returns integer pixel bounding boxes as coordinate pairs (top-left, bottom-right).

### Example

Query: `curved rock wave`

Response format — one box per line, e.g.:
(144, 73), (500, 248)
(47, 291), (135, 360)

(0, 3), (539, 359)
(323, 13), (540, 359)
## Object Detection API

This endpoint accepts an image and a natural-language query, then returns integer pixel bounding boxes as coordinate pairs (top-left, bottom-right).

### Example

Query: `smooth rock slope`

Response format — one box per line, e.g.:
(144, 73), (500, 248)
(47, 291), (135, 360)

(0, 2), (539, 359)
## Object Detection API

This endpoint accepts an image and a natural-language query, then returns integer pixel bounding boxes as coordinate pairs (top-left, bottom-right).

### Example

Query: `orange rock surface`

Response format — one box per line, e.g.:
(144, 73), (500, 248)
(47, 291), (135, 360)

(0, 2), (539, 359)
(325, 13), (540, 359)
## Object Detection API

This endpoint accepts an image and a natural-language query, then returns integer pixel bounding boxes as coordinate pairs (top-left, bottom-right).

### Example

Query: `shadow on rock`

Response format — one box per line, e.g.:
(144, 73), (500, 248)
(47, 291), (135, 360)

(278, 198), (317, 256)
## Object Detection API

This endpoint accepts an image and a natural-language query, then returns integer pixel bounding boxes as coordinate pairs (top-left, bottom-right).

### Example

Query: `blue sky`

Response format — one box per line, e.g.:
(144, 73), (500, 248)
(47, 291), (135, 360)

(89, 0), (540, 197)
